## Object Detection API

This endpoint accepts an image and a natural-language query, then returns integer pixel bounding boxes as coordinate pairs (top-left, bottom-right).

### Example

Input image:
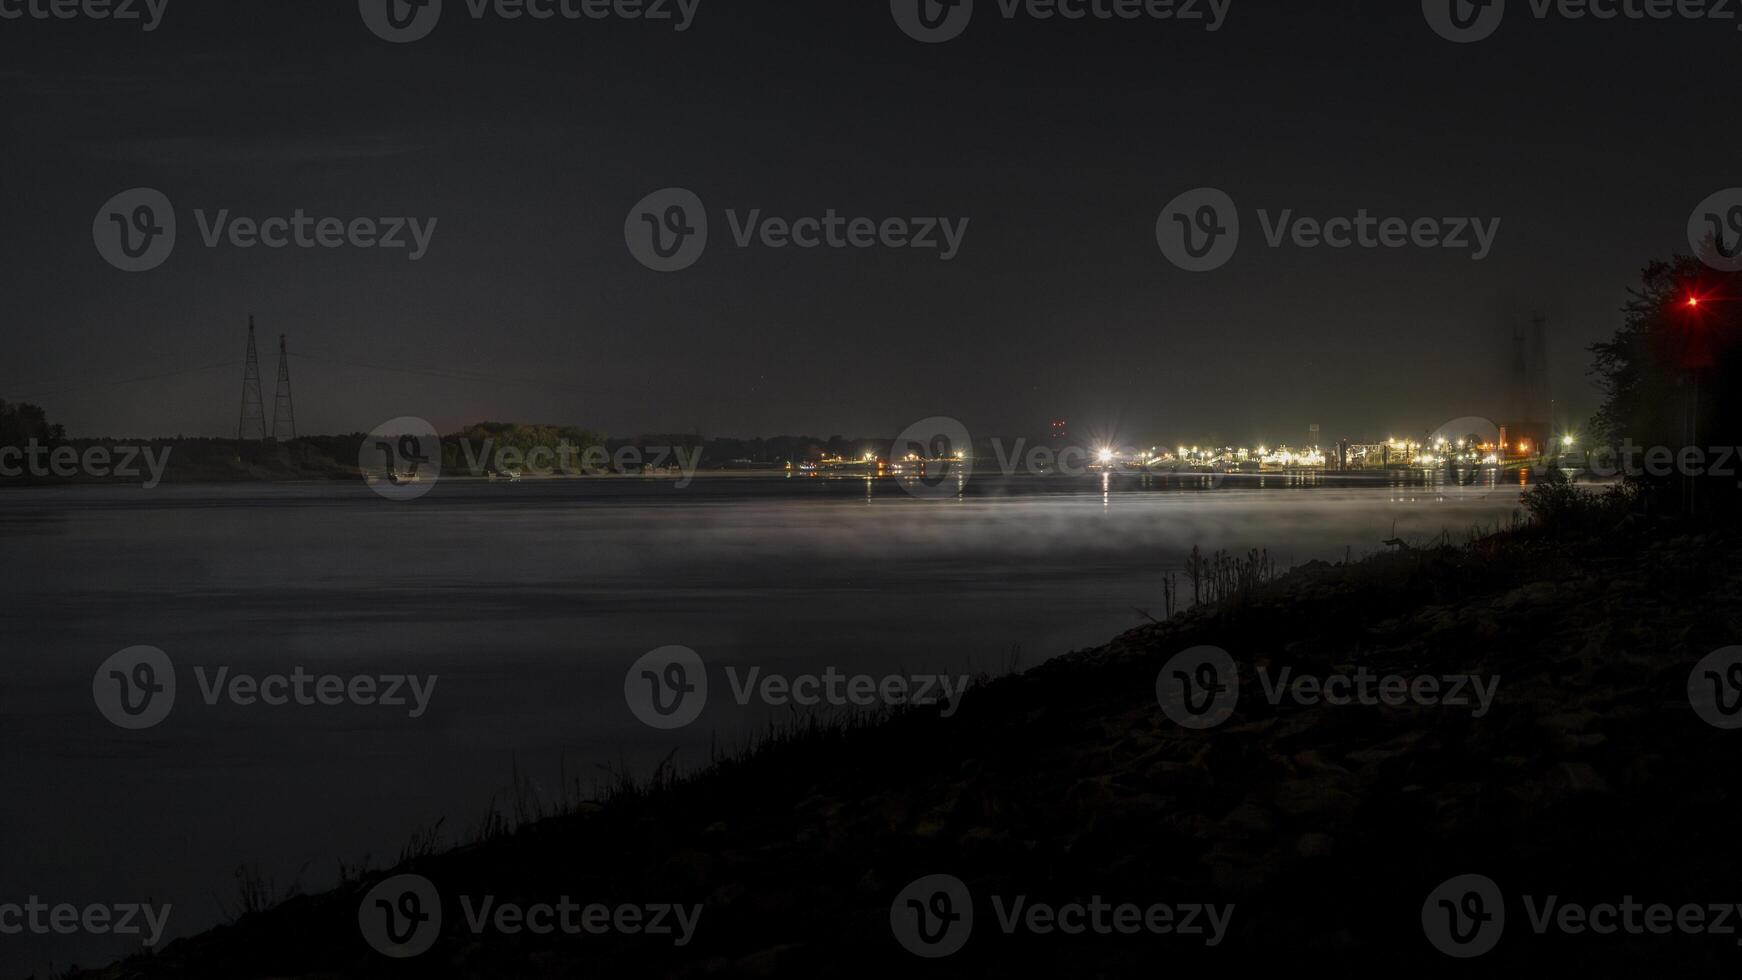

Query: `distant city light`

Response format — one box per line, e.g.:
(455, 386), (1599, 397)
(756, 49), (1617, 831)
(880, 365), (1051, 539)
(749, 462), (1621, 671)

(805, 428), (1544, 478)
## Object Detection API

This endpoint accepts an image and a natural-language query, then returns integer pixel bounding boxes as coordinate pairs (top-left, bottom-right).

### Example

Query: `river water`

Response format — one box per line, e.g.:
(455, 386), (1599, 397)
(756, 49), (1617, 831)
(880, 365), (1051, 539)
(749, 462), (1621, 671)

(0, 472), (1528, 975)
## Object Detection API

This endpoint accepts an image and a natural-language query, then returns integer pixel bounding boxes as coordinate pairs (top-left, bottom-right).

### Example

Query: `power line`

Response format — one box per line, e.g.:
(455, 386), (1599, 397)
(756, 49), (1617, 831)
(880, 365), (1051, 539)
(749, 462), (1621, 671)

(8, 345), (590, 403)
(290, 350), (592, 395)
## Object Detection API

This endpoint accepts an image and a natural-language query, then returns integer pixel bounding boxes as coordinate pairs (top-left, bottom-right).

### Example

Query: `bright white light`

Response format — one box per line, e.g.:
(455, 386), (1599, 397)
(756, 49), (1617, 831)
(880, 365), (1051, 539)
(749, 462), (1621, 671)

(1097, 448), (1115, 464)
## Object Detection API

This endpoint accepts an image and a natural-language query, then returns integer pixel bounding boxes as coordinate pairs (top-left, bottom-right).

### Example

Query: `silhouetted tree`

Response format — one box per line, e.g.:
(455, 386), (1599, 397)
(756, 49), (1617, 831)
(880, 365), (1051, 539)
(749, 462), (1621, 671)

(0, 399), (57, 447)
(1589, 255), (1742, 518)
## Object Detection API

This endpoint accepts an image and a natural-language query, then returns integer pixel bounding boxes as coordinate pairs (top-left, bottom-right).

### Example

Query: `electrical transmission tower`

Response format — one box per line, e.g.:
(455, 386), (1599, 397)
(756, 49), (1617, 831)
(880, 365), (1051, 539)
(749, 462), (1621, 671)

(238, 317), (267, 442)
(272, 333), (297, 441)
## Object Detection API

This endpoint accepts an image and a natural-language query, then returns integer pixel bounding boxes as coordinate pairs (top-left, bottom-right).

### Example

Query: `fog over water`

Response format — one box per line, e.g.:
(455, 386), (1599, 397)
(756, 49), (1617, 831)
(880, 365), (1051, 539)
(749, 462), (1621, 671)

(0, 475), (1527, 975)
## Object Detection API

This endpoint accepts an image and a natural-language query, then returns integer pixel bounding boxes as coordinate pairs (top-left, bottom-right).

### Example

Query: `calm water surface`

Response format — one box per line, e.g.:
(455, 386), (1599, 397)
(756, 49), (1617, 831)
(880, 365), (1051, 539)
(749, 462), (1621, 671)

(0, 474), (1527, 975)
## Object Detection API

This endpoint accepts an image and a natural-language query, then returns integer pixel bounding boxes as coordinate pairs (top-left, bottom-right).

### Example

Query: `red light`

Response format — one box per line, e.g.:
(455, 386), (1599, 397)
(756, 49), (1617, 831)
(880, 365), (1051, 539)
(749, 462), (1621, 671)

(1688, 296), (1701, 308)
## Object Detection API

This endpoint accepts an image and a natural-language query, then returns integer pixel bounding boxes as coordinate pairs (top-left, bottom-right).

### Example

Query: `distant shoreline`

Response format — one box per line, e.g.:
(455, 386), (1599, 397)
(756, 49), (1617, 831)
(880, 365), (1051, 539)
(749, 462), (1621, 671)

(0, 467), (1561, 489)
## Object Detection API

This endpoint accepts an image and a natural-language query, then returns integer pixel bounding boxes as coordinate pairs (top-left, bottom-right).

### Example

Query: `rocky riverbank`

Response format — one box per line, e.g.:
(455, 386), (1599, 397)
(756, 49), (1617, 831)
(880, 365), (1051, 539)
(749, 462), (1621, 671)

(71, 517), (1742, 977)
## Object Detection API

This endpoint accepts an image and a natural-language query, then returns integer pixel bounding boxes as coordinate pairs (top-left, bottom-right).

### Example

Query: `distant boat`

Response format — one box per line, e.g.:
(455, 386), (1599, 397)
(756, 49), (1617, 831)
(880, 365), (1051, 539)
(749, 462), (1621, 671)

(365, 469), (421, 486)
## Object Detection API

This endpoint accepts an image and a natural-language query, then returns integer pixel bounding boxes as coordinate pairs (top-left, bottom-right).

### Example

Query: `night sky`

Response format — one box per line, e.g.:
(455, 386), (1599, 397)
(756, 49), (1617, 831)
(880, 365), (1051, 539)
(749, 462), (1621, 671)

(3, 0), (1735, 446)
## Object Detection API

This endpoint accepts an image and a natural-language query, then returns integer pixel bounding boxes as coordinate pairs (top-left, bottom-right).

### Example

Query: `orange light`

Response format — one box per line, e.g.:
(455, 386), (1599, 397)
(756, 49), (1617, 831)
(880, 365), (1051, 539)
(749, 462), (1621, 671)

(1688, 296), (1701, 308)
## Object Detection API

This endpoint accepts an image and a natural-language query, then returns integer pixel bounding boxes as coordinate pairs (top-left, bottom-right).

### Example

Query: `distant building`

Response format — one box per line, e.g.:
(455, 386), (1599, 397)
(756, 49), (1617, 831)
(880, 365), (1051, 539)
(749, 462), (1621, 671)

(1501, 315), (1551, 458)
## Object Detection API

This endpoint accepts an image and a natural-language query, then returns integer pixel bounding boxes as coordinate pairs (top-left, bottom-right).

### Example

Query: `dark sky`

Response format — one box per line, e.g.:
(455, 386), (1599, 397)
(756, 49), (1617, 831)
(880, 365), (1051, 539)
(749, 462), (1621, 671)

(2, 0), (1734, 447)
